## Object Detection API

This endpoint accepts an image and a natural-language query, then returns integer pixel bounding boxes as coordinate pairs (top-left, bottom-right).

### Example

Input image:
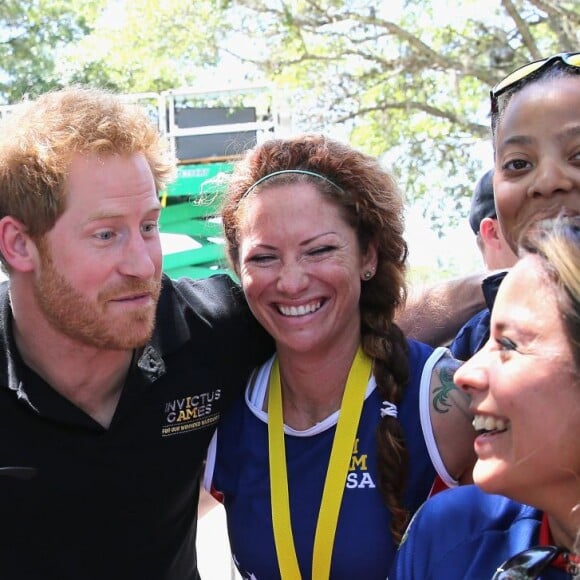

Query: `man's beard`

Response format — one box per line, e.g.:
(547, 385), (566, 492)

(33, 244), (161, 350)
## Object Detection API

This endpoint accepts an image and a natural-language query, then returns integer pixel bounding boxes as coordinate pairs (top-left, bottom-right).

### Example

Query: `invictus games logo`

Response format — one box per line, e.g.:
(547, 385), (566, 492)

(161, 389), (222, 437)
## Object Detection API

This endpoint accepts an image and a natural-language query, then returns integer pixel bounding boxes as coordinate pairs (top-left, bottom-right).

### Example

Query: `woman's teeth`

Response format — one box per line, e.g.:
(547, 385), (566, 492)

(472, 415), (509, 434)
(278, 301), (321, 317)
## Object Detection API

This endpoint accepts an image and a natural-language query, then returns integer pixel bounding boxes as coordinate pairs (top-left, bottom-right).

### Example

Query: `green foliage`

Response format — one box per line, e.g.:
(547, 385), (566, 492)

(0, 0), (230, 101)
(58, 0), (228, 93)
(1, 0), (578, 233)
(225, 0), (580, 232)
(0, 0), (98, 102)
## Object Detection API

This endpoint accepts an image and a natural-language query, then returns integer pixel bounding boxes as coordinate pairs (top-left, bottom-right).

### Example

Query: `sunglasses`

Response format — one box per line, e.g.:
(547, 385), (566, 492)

(490, 52), (580, 113)
(492, 545), (564, 579)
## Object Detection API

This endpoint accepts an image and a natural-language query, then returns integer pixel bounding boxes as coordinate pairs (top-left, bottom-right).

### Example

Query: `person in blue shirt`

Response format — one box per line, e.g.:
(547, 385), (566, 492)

(203, 134), (477, 579)
(391, 215), (580, 579)
(390, 51), (580, 580)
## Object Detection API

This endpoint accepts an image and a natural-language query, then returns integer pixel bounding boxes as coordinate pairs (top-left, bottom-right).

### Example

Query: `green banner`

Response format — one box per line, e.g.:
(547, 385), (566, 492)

(164, 161), (234, 198)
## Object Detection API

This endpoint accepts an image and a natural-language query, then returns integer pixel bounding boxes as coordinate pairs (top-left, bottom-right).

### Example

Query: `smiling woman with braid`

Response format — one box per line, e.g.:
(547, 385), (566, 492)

(203, 134), (475, 579)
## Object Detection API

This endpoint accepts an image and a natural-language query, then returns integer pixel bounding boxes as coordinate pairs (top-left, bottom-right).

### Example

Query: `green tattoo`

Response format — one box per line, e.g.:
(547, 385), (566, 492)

(432, 366), (460, 414)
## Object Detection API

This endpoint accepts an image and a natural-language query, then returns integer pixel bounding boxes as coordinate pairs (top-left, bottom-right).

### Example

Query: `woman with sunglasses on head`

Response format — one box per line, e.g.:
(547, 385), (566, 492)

(450, 51), (580, 363)
(202, 134), (476, 579)
(490, 52), (580, 255)
(390, 51), (580, 580)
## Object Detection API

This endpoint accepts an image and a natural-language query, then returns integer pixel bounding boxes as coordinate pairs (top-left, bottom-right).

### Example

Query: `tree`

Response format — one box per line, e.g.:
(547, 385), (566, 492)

(0, 0), (103, 102)
(59, 0), (229, 94)
(0, 0), (231, 102)
(2, 0), (578, 232)
(222, 0), (580, 231)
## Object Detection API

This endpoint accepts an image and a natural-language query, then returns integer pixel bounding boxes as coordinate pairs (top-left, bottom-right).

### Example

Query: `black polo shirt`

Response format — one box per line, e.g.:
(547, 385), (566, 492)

(0, 274), (273, 580)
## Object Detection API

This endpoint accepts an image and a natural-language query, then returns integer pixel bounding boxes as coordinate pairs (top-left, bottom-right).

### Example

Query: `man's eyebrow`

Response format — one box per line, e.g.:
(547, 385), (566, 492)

(84, 205), (162, 224)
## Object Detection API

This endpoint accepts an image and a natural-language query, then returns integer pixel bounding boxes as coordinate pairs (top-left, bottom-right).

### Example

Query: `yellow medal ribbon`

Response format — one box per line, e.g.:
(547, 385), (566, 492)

(268, 346), (372, 579)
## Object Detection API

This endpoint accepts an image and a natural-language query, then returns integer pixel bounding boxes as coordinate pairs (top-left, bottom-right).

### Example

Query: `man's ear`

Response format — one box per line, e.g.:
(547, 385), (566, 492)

(0, 217), (37, 272)
(479, 217), (502, 251)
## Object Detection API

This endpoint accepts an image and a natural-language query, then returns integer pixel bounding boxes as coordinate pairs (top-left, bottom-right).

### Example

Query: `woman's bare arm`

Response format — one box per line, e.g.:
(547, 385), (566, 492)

(428, 353), (475, 485)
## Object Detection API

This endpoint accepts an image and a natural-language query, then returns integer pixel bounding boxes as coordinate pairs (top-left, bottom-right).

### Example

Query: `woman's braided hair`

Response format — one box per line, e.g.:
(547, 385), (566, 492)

(222, 133), (412, 542)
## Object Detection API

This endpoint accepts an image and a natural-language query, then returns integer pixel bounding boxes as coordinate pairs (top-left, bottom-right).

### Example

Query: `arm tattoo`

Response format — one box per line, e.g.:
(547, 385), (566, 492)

(432, 365), (461, 414)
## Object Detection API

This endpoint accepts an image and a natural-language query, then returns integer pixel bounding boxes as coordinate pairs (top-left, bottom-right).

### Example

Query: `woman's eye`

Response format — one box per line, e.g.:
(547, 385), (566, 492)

(248, 254), (276, 264)
(308, 245), (334, 256)
(503, 159), (530, 172)
(497, 336), (518, 351)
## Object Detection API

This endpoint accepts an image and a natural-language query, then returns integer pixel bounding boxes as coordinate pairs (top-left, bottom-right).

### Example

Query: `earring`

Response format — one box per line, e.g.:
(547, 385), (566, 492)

(363, 270), (373, 280)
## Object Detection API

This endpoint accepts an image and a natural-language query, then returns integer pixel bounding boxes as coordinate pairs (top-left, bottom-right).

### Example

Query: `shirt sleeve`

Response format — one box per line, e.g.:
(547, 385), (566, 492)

(418, 347), (459, 488)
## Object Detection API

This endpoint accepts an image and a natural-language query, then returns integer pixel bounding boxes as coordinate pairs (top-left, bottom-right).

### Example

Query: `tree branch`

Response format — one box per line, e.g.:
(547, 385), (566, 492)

(334, 101), (489, 137)
(526, 0), (580, 25)
(525, 0), (580, 49)
(501, 0), (542, 59)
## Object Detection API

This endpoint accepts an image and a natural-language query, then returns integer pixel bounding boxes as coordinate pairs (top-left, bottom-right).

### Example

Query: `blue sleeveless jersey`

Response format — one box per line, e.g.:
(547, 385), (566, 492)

(390, 485), (570, 580)
(206, 339), (449, 579)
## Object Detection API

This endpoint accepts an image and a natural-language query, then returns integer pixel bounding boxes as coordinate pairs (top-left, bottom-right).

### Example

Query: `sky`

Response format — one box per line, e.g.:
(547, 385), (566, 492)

(405, 205), (482, 275)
